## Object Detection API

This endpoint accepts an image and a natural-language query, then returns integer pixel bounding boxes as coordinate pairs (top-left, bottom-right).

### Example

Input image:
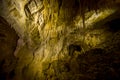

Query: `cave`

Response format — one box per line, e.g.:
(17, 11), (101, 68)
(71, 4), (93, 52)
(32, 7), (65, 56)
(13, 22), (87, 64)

(0, 0), (120, 80)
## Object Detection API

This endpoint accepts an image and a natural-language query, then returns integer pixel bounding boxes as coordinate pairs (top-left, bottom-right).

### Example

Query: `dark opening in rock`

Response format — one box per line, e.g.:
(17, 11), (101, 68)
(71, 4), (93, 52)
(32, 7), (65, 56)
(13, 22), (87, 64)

(68, 44), (82, 56)
(108, 18), (120, 32)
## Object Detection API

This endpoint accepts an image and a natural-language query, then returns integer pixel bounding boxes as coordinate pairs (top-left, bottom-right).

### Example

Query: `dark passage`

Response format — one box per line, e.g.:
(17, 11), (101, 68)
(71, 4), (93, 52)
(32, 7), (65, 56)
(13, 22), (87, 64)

(68, 44), (82, 56)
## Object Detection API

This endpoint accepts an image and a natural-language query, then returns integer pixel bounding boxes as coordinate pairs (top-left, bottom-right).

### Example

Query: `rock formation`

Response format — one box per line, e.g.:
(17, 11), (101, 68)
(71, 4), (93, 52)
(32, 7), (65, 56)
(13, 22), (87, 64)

(0, 0), (120, 80)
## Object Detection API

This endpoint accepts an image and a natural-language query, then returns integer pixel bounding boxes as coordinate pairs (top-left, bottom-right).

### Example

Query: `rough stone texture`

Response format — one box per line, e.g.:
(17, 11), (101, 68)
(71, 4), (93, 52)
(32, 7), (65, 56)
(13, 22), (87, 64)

(0, 16), (19, 79)
(0, 0), (120, 80)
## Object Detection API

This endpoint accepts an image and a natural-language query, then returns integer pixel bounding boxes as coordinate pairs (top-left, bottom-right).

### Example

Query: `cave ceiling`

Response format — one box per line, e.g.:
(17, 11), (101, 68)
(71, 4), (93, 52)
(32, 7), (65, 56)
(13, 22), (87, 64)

(0, 0), (120, 80)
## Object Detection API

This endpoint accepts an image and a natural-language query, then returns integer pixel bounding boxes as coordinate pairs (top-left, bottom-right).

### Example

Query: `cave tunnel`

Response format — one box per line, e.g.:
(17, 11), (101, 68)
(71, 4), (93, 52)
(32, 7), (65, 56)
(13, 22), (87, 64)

(0, 0), (120, 80)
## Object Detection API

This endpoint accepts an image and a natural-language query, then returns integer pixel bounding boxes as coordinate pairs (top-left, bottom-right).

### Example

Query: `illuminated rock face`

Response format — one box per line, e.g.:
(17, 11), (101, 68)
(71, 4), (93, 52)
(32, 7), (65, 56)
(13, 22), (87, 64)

(0, 0), (120, 80)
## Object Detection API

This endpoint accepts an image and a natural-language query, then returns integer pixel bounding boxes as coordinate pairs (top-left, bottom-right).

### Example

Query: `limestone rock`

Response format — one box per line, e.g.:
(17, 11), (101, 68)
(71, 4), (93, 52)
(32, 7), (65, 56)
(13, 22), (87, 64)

(0, 0), (120, 80)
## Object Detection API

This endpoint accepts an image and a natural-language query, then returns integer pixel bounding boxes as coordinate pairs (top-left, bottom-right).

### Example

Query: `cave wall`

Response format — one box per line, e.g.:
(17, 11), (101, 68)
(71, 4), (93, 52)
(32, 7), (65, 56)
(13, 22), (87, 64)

(0, 0), (120, 80)
(0, 16), (19, 79)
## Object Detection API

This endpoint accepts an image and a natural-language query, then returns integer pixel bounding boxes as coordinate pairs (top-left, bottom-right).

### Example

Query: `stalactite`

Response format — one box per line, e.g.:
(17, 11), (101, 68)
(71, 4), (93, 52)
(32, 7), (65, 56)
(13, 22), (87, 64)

(77, 0), (116, 27)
